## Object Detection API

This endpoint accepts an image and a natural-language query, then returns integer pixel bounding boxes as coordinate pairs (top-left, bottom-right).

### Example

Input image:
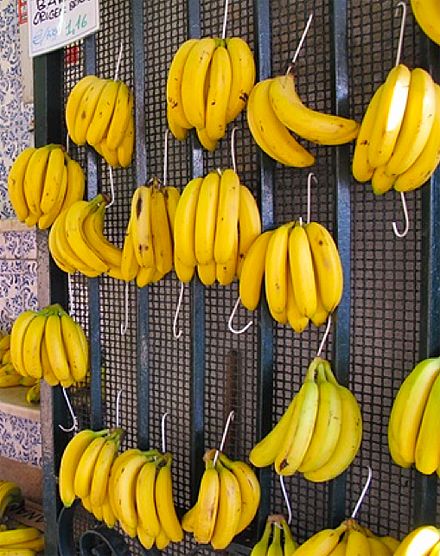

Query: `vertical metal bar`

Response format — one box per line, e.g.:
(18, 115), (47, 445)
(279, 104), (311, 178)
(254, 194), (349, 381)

(131, 0), (150, 452)
(415, 38), (440, 527)
(253, 0), (275, 535)
(329, 0), (351, 527)
(187, 0), (206, 505)
(33, 51), (66, 556)
(83, 37), (103, 430)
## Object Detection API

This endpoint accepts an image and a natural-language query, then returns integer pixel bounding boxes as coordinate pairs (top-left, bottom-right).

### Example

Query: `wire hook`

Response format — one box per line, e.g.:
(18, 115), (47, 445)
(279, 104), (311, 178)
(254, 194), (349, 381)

(279, 475), (293, 526)
(59, 387), (79, 433)
(351, 466), (373, 519)
(105, 166), (115, 209)
(67, 273), (75, 318)
(287, 13), (314, 73)
(221, 0), (230, 39)
(394, 2), (407, 67)
(316, 314), (332, 357)
(115, 388), (123, 428)
(114, 40), (124, 81)
(163, 129), (169, 188)
(120, 281), (129, 335)
(392, 191), (410, 238)
(306, 172), (318, 224)
(228, 297), (253, 335)
(66, 133), (70, 155)
(173, 282), (184, 340)
(213, 410), (235, 465)
(230, 126), (238, 174)
(161, 411), (170, 453)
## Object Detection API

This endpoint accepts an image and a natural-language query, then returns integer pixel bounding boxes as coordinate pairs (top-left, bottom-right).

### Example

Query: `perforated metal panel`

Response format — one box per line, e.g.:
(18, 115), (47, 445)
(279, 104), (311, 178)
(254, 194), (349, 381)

(34, 0), (440, 554)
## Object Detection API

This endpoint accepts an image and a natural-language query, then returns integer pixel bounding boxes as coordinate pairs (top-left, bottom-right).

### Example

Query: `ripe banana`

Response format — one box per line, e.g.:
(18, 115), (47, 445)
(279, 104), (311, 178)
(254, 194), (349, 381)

(174, 177), (203, 267)
(106, 85), (133, 150)
(269, 74), (359, 145)
(38, 162), (68, 230)
(394, 525), (440, 556)
(293, 523), (347, 556)
(197, 261), (216, 286)
(286, 264), (309, 333)
(86, 79), (120, 146)
(107, 448), (143, 520)
(197, 127), (217, 151)
(136, 459), (161, 537)
(174, 255), (195, 283)
(117, 110), (135, 168)
(195, 171), (220, 265)
(21, 312), (47, 379)
(116, 451), (148, 530)
(288, 222), (317, 318)
(150, 184), (173, 275)
(7, 147), (36, 221)
(23, 145), (53, 218)
(82, 202), (122, 270)
(205, 45), (232, 141)
(346, 528), (370, 556)
(74, 434), (107, 500)
(225, 37), (256, 123)
(74, 78), (107, 145)
(371, 165), (395, 196)
(251, 519), (272, 556)
(281, 518), (298, 556)
(237, 185), (261, 277)
(415, 369), (440, 474)
(410, 0), (440, 46)
(130, 186), (155, 268)
(10, 311), (38, 376)
(193, 459), (220, 544)
(61, 157), (85, 212)
(44, 313), (72, 383)
(154, 454), (183, 542)
(265, 222), (293, 321)
(90, 430), (122, 507)
(40, 146), (66, 215)
(60, 313), (88, 383)
(66, 75), (100, 143)
(121, 217), (139, 282)
(239, 230), (273, 311)
(213, 168), (240, 264)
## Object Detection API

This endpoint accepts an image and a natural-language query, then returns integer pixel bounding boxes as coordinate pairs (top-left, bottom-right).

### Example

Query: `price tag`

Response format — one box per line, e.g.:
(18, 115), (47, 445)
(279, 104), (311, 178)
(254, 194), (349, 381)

(28, 0), (100, 57)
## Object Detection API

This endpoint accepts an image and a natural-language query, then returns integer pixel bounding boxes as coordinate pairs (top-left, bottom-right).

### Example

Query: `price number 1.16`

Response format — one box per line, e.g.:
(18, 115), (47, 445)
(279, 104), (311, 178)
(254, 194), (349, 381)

(66, 13), (88, 37)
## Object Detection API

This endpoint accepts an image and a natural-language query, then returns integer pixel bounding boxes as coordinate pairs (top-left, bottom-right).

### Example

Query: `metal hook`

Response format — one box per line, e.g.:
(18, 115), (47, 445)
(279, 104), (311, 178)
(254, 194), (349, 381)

(279, 475), (293, 526)
(115, 388), (123, 428)
(59, 387), (79, 433)
(67, 273), (74, 318)
(161, 411), (170, 453)
(173, 282), (184, 340)
(392, 191), (410, 238)
(316, 314), (332, 357)
(394, 2), (407, 67)
(66, 132), (70, 155)
(163, 129), (169, 188)
(306, 172), (318, 224)
(105, 166), (115, 209)
(221, 0), (230, 39)
(213, 410), (235, 465)
(351, 466), (373, 519)
(287, 13), (314, 73)
(228, 297), (253, 335)
(230, 126), (238, 174)
(120, 282), (129, 335)
(114, 40), (124, 81)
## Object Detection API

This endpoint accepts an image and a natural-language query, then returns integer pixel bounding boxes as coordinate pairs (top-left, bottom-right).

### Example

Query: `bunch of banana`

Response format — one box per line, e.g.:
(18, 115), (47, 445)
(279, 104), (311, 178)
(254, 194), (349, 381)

(410, 0), (440, 46)
(182, 449), (261, 550)
(122, 179), (179, 287)
(394, 525), (440, 555)
(65, 75), (134, 167)
(388, 356), (440, 474)
(353, 65), (440, 195)
(239, 220), (342, 332)
(0, 335), (35, 388)
(0, 481), (22, 520)
(246, 74), (359, 167)
(167, 37), (255, 149)
(48, 193), (123, 279)
(173, 168), (261, 287)
(7, 144), (85, 229)
(25, 382), (40, 405)
(10, 304), (89, 388)
(250, 357), (362, 482)
(250, 515), (297, 556)
(0, 525), (44, 555)
(293, 519), (399, 556)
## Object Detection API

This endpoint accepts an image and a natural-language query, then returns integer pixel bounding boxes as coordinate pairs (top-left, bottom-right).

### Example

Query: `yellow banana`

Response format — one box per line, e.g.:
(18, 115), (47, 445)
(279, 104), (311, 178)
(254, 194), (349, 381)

(213, 168), (240, 264)
(151, 184), (173, 275)
(137, 526), (155, 550)
(250, 519), (272, 556)
(197, 261), (216, 286)
(267, 521), (283, 556)
(205, 45), (232, 141)
(82, 202), (122, 269)
(379, 536), (400, 553)
(121, 217), (139, 281)
(265, 222), (293, 320)
(346, 529), (370, 556)
(163, 186), (180, 236)
(371, 165), (395, 196)
(21, 312), (47, 379)
(414, 370), (440, 474)
(155, 527), (170, 550)
(410, 0), (440, 46)
(174, 177), (203, 267)
(247, 79), (315, 167)
(107, 448), (143, 520)
(40, 335), (59, 386)
(116, 452), (148, 530)
(136, 459), (160, 537)
(182, 503), (198, 533)
(288, 222), (317, 318)
(225, 37), (256, 123)
(86, 79), (120, 146)
(0, 527), (41, 546)
(38, 162), (68, 230)
(25, 382), (40, 404)
(239, 230), (273, 311)
(154, 455), (183, 543)
(293, 524), (347, 556)
(167, 105), (189, 141)
(196, 127), (218, 151)
(394, 526), (440, 556)
(193, 460), (220, 544)
(174, 256), (195, 283)
(130, 186), (155, 269)
(7, 147), (36, 221)
(10, 311), (38, 376)
(44, 313), (72, 383)
(281, 518), (298, 556)
(106, 84), (133, 150)
(97, 137), (120, 167)
(40, 146), (66, 215)
(74, 78), (107, 145)
(195, 171), (220, 265)
(0, 375), (23, 387)
(237, 185), (261, 277)
(117, 111), (135, 168)
(61, 156), (85, 212)
(102, 496), (116, 528)
(286, 264), (309, 333)
(60, 313), (88, 383)
(367, 536), (392, 556)
(23, 145), (53, 218)
(66, 75), (100, 143)
(216, 230), (238, 286)
(74, 434), (107, 500)
(269, 74), (359, 145)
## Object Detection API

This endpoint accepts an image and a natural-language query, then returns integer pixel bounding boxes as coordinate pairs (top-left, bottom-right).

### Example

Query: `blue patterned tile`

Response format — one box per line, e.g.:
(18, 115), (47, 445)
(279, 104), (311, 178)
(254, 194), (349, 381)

(0, 260), (38, 331)
(0, 229), (37, 259)
(0, 409), (41, 466)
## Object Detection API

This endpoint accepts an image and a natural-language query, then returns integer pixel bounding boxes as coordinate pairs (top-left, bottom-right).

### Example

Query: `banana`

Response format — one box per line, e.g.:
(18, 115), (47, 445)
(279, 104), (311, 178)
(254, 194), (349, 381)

(269, 74), (359, 145)
(205, 45), (232, 141)
(394, 84), (440, 192)
(7, 147), (36, 221)
(107, 448), (143, 519)
(0, 335), (10, 351)
(40, 146), (66, 215)
(89, 431), (121, 507)
(294, 524), (347, 556)
(66, 75), (100, 143)
(25, 382), (40, 404)
(379, 536), (400, 553)
(0, 549), (37, 556)
(164, 186), (180, 235)
(21, 312), (47, 379)
(352, 85), (384, 182)
(305, 222), (343, 314)
(38, 162), (68, 230)
(216, 231), (238, 286)
(44, 313), (73, 383)
(82, 202), (122, 269)
(410, 0), (440, 46)
(155, 455), (183, 543)
(346, 528), (370, 556)
(251, 519), (272, 556)
(265, 222), (293, 320)
(247, 79), (315, 167)
(225, 37), (256, 123)
(193, 460), (220, 544)
(329, 537), (347, 556)
(121, 218), (139, 282)
(59, 429), (103, 507)
(368, 64), (411, 168)
(155, 527), (170, 550)
(116, 452), (148, 530)
(74, 78), (107, 145)
(174, 177), (203, 267)
(394, 526), (440, 556)
(102, 497), (116, 528)
(430, 542), (440, 556)
(299, 363), (342, 473)
(0, 375), (22, 387)
(211, 461), (242, 549)
(275, 368), (320, 476)
(61, 157), (85, 212)
(196, 127), (217, 151)
(197, 261), (217, 286)
(195, 171), (220, 265)
(130, 186), (155, 269)
(137, 526), (155, 550)
(74, 434), (108, 500)
(23, 145), (53, 218)
(10, 311), (38, 376)
(366, 536), (392, 556)
(214, 168), (240, 264)
(151, 184), (173, 275)
(41, 336), (60, 386)
(414, 369), (440, 474)
(371, 165), (395, 196)
(219, 453), (260, 534)
(182, 504), (198, 533)
(237, 185), (261, 277)
(86, 79), (120, 146)
(386, 68), (436, 175)
(167, 39), (198, 131)
(3, 534), (45, 551)
(117, 111), (135, 168)
(269, 524), (284, 556)
(286, 264), (309, 333)
(181, 38), (217, 129)
(136, 459), (161, 537)
(0, 527), (41, 546)
(288, 222), (317, 318)
(97, 137), (120, 167)
(249, 394), (297, 468)
(281, 518), (297, 556)
(105, 84), (133, 150)
(239, 230), (273, 311)
(136, 266), (159, 288)
(174, 256), (195, 283)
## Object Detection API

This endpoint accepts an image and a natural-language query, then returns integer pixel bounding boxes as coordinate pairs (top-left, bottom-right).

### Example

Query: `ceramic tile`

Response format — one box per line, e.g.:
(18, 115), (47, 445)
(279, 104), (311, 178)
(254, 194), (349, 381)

(0, 259), (38, 331)
(0, 409), (41, 466)
(0, 229), (37, 260)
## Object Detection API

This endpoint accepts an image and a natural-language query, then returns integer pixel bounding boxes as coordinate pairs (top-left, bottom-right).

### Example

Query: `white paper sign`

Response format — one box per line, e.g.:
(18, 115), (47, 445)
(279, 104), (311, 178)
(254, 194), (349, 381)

(28, 0), (100, 57)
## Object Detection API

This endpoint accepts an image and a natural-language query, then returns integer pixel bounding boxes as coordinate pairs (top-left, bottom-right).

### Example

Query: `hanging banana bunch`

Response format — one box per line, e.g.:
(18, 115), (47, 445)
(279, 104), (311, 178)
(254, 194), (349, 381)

(7, 144), (85, 228)
(172, 168), (261, 287)
(65, 75), (135, 167)
(249, 357), (362, 482)
(166, 37), (256, 149)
